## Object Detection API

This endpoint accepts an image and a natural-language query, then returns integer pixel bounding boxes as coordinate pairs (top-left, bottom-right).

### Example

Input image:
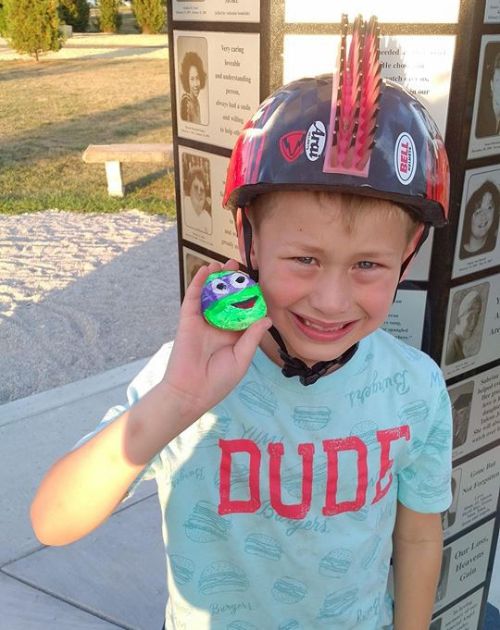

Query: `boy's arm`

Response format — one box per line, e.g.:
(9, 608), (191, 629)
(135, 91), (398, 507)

(392, 502), (443, 630)
(30, 260), (271, 547)
(30, 382), (195, 546)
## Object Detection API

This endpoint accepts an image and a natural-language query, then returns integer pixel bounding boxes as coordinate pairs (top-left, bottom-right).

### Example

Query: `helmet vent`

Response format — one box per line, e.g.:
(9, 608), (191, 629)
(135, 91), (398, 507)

(324, 14), (382, 177)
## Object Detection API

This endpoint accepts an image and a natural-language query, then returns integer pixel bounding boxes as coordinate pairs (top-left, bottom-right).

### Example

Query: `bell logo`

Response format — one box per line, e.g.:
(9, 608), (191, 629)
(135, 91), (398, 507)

(394, 132), (417, 185)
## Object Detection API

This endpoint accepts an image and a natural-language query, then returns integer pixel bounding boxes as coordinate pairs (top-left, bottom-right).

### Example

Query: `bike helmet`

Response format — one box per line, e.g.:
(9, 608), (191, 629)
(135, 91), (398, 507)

(222, 14), (450, 385)
(224, 15), (449, 225)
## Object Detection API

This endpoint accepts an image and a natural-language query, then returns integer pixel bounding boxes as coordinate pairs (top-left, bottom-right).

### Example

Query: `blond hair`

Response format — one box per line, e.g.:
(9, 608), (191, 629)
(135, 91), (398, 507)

(248, 190), (421, 243)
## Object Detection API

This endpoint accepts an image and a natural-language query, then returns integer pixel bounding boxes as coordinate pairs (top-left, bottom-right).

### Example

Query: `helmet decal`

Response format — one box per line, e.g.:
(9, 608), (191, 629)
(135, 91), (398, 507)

(305, 121), (327, 161)
(279, 130), (306, 162)
(394, 132), (417, 185)
(426, 133), (450, 214)
(324, 14), (381, 177)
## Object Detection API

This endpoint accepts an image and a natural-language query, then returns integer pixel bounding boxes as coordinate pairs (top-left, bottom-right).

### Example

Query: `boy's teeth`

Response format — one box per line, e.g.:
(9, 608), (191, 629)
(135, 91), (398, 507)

(303, 318), (344, 331)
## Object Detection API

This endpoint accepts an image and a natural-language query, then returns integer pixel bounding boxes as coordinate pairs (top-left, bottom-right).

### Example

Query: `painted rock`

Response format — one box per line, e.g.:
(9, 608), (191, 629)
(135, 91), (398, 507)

(201, 270), (267, 331)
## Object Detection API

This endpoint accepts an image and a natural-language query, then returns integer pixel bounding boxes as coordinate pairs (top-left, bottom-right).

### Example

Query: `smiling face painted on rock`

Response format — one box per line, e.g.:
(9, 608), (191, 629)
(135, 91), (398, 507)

(201, 270), (267, 330)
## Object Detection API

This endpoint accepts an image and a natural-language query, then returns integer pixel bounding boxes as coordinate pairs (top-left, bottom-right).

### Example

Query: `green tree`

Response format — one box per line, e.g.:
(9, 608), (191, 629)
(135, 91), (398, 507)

(59, 0), (90, 32)
(0, 3), (7, 37)
(3, 0), (62, 61)
(98, 0), (121, 33)
(132, 0), (165, 34)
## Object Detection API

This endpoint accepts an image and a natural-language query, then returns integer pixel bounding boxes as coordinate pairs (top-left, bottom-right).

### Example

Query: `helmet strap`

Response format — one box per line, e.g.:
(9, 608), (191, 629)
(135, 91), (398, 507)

(242, 209), (259, 281)
(241, 207), (358, 386)
(398, 223), (430, 282)
(393, 223), (431, 306)
(269, 325), (358, 386)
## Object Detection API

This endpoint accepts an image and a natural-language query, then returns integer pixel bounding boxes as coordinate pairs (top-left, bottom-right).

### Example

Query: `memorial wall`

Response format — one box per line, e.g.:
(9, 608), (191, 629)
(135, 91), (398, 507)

(167, 2), (500, 627)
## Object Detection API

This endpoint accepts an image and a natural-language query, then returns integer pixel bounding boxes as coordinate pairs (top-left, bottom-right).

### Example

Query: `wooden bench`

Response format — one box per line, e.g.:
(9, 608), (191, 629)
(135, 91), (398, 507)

(82, 143), (173, 197)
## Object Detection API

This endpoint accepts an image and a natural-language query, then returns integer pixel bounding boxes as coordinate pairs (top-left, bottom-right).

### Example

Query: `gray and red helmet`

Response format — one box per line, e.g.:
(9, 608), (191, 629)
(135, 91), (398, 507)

(223, 15), (449, 227)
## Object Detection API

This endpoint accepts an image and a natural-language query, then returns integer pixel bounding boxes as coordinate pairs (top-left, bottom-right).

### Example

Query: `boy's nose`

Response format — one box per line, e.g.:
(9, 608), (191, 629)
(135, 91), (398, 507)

(308, 271), (352, 315)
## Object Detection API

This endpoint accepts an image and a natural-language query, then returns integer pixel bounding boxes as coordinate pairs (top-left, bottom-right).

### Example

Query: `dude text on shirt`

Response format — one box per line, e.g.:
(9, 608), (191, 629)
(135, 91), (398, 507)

(218, 426), (410, 519)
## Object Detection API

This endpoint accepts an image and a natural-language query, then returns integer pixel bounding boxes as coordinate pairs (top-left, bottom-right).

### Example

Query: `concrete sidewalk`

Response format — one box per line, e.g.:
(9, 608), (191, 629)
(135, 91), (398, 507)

(1, 361), (499, 629)
(0, 360), (166, 629)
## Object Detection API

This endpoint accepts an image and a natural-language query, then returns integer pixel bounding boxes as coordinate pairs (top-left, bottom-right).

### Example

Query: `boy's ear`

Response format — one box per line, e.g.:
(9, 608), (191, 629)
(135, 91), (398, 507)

(400, 223), (426, 281)
(235, 207), (258, 269)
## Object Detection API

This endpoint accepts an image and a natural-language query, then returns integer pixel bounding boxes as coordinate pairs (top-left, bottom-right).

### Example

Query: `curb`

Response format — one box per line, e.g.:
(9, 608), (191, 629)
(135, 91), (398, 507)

(0, 358), (149, 427)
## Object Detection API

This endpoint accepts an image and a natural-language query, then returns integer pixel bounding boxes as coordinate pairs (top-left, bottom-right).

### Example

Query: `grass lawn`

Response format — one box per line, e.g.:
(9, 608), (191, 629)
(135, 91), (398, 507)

(0, 41), (174, 215)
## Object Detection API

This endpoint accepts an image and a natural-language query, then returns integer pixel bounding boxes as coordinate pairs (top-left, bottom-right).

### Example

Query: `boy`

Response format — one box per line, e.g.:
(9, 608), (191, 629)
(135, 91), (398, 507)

(31, 15), (452, 630)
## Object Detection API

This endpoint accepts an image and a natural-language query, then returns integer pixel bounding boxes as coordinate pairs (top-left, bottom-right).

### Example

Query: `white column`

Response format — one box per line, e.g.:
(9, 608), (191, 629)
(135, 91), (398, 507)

(104, 161), (124, 197)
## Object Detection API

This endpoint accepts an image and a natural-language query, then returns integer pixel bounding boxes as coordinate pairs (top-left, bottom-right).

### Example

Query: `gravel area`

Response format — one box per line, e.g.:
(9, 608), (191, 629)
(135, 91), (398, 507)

(0, 211), (180, 403)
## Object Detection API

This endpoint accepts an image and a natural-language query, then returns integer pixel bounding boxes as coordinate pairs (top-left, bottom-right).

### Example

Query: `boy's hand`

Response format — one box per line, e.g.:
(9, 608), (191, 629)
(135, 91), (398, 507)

(30, 259), (270, 547)
(162, 259), (272, 420)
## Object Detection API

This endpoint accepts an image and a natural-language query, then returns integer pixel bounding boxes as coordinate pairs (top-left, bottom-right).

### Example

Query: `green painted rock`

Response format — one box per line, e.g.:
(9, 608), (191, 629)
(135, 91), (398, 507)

(201, 270), (267, 330)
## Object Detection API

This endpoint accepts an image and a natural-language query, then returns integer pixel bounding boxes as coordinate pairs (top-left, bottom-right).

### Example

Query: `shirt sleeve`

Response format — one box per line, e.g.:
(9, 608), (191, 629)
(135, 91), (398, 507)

(72, 342), (173, 499)
(397, 372), (453, 514)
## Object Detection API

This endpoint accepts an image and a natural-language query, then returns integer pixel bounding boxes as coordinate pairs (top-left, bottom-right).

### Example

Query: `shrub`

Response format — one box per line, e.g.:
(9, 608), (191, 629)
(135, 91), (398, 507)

(59, 0), (90, 32)
(0, 4), (7, 37)
(3, 0), (62, 61)
(132, 0), (165, 34)
(98, 0), (121, 33)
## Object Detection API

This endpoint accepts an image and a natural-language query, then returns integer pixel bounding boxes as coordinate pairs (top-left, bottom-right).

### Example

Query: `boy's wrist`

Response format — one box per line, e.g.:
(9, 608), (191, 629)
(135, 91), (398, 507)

(125, 381), (201, 463)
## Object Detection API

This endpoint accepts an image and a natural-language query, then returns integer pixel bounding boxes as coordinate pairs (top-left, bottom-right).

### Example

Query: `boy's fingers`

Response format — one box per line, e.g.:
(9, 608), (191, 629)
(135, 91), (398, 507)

(182, 260), (243, 318)
(232, 317), (272, 368)
(222, 258), (240, 272)
(182, 263), (220, 316)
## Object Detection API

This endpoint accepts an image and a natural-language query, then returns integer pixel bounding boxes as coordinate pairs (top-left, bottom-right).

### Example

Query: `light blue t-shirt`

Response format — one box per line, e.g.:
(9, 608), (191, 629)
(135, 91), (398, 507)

(87, 329), (452, 629)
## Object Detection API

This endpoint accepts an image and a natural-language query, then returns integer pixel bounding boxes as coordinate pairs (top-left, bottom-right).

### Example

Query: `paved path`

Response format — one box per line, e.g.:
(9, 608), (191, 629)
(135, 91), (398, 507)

(0, 363), (166, 629)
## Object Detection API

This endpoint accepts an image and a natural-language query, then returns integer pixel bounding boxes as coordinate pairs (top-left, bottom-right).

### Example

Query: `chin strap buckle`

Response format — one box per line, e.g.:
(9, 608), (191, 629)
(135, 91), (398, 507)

(279, 344), (358, 386)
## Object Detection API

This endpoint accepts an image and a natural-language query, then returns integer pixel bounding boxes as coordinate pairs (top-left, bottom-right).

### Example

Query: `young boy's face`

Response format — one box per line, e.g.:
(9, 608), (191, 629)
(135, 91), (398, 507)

(242, 191), (420, 367)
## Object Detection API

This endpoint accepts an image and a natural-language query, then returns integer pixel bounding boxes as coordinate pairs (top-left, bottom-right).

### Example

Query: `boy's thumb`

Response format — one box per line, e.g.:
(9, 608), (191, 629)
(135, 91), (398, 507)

(233, 317), (272, 368)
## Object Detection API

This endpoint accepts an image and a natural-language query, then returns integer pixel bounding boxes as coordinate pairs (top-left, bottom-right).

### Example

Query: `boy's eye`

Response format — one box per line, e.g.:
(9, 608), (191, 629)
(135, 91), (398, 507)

(357, 261), (377, 270)
(295, 257), (315, 265)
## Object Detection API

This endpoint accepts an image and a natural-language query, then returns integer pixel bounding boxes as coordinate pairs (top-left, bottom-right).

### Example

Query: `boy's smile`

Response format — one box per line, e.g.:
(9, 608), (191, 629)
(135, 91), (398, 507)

(292, 312), (357, 342)
(245, 191), (418, 368)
